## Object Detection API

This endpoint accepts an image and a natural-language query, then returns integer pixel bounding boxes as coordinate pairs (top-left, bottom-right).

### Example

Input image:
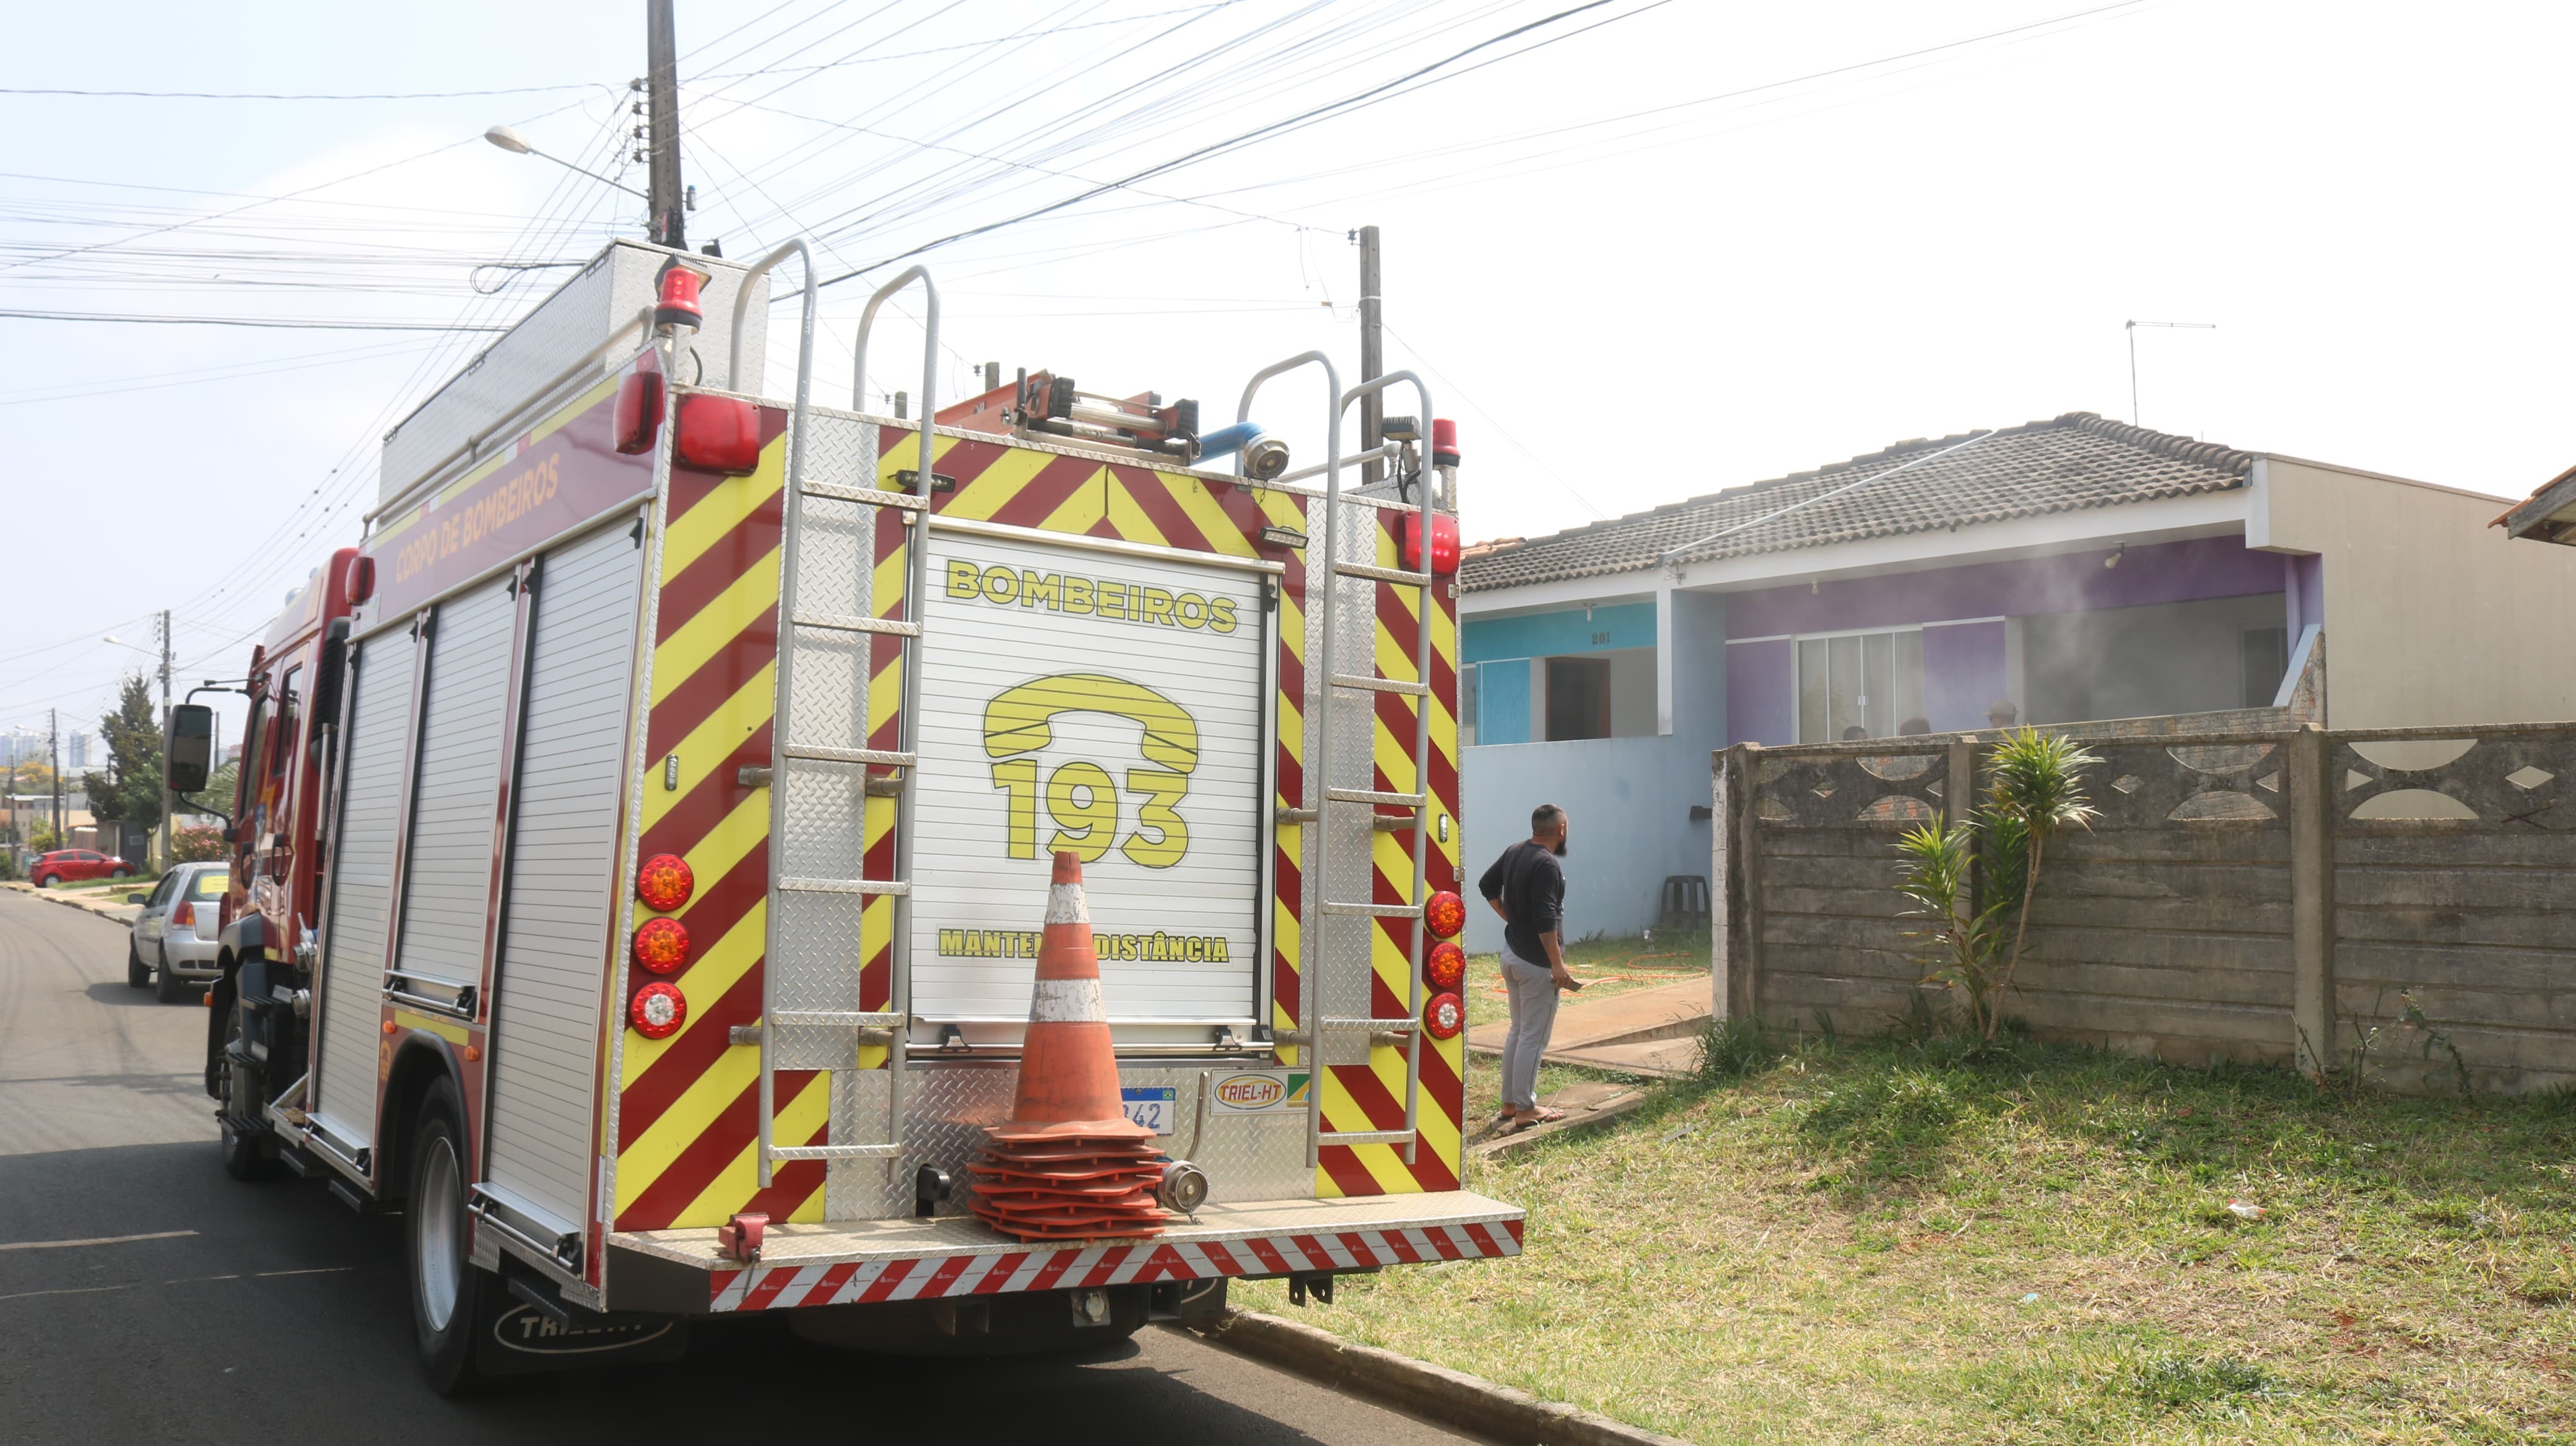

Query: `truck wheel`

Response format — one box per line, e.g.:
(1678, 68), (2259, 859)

(154, 946), (192, 1004)
(127, 942), (150, 989)
(408, 1079), (490, 1396)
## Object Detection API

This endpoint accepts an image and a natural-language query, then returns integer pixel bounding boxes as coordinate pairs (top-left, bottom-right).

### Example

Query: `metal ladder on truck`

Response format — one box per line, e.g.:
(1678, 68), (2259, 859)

(731, 246), (944, 1188)
(1238, 356), (1443, 1168)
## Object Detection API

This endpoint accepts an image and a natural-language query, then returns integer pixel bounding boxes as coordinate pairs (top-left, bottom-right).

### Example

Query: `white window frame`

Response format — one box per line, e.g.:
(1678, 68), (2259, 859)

(1788, 623), (1928, 744)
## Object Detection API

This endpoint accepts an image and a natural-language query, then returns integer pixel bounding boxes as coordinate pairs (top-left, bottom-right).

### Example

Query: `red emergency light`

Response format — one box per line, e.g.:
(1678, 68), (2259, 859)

(1425, 940), (1464, 990)
(345, 555), (375, 606)
(1431, 417), (1460, 471)
(1423, 991), (1466, 1040)
(636, 853), (695, 912)
(653, 264), (705, 336)
(630, 981), (687, 1040)
(676, 394), (762, 475)
(1424, 890), (1465, 940)
(1402, 511), (1459, 575)
(615, 354), (666, 456)
(633, 917), (691, 974)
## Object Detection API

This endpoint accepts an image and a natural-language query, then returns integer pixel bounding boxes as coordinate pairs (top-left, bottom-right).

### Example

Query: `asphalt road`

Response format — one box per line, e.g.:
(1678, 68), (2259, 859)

(0, 890), (1479, 1445)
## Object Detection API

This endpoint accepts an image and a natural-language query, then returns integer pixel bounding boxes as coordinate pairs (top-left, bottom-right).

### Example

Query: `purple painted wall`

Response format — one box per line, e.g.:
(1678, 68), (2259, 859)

(1921, 620), (2005, 731)
(1723, 534), (2282, 639)
(1726, 638), (1793, 746)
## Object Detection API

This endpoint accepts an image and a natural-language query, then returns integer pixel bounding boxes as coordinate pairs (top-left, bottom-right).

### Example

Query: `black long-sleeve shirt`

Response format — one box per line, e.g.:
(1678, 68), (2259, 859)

(1477, 840), (1564, 965)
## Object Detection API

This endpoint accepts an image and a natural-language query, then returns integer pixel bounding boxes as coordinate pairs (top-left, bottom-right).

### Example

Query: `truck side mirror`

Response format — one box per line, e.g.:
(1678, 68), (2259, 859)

(167, 703), (215, 796)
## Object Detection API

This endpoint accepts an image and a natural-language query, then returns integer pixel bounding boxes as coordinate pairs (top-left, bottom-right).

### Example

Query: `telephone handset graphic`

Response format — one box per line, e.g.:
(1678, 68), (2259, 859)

(983, 674), (1199, 868)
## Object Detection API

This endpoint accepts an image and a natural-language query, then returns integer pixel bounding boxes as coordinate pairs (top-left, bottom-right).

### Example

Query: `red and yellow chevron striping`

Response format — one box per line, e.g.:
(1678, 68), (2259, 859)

(707, 1218), (1522, 1312)
(612, 412), (830, 1232)
(609, 414), (1458, 1230)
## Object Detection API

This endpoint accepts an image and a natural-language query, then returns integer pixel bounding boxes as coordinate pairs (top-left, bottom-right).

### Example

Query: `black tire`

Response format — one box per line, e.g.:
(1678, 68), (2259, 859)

(219, 1117), (279, 1182)
(110, 867), (131, 879)
(127, 941), (150, 989)
(155, 946), (191, 1004)
(35, 874), (56, 889)
(407, 1079), (490, 1396)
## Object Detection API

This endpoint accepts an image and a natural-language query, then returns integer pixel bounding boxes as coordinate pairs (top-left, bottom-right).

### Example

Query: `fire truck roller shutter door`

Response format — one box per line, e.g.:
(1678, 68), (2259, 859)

(482, 520), (645, 1241)
(394, 577), (518, 989)
(313, 627), (422, 1150)
(911, 531), (1270, 1041)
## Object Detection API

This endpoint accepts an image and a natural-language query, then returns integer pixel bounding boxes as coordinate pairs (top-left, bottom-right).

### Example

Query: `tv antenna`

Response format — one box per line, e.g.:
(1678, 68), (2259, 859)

(2126, 320), (2215, 429)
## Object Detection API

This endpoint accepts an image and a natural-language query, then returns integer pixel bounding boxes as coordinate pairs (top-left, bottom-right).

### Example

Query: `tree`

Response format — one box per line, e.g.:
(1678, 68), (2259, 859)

(82, 675), (165, 832)
(195, 757), (240, 817)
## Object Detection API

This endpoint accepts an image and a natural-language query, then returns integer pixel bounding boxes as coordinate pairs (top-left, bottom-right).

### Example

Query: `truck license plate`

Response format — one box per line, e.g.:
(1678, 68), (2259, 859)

(1120, 1086), (1177, 1136)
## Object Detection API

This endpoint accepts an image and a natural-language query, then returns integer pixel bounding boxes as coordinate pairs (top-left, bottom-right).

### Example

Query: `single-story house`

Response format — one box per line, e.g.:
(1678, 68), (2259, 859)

(1458, 411), (2576, 951)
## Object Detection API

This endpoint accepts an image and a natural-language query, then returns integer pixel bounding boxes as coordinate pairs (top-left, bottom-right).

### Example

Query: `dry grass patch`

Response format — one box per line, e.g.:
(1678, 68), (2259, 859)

(1240, 1030), (2576, 1444)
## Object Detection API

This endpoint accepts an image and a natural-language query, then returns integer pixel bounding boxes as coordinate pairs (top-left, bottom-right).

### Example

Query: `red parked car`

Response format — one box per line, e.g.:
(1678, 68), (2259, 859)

(30, 849), (131, 887)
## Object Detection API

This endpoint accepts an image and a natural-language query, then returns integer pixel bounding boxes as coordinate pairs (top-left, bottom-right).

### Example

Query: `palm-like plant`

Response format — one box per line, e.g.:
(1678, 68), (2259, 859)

(1891, 729), (2099, 1045)
(1892, 817), (2012, 1037)
(1978, 728), (2101, 1043)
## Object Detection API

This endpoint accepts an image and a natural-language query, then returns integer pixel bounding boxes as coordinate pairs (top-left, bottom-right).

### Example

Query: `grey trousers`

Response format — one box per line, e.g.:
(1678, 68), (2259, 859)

(1497, 945), (1560, 1112)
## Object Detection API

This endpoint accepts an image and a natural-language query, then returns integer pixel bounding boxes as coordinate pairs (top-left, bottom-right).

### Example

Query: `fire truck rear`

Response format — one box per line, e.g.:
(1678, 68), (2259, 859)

(178, 237), (1513, 1390)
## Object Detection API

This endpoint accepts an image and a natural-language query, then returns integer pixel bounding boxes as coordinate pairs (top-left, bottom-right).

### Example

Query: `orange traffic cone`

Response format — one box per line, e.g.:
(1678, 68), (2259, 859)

(967, 851), (1171, 1242)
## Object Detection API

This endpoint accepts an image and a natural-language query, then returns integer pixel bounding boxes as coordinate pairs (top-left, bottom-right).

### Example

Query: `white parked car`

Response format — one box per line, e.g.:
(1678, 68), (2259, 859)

(128, 862), (228, 1004)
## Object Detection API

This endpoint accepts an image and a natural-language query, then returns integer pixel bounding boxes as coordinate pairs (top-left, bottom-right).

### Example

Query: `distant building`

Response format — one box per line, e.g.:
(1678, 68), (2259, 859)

(1458, 411), (2576, 946)
(66, 733), (89, 770)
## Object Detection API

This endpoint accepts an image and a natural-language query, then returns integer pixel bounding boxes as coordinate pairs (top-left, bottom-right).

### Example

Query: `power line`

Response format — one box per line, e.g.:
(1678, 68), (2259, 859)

(811, 0), (1661, 289)
(0, 84), (599, 100)
(0, 308), (508, 331)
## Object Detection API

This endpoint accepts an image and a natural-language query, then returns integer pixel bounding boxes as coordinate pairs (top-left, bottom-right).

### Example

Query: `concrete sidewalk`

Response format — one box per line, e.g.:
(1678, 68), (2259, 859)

(1465, 976), (1712, 1079)
(2, 879), (143, 924)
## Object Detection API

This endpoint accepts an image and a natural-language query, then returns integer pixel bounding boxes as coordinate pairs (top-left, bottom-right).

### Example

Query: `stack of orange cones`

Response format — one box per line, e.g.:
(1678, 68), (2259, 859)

(966, 851), (1172, 1242)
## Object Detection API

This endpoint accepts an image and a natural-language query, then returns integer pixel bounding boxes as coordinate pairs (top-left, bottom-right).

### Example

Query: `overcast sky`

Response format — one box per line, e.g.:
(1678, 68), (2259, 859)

(4, 0), (2570, 749)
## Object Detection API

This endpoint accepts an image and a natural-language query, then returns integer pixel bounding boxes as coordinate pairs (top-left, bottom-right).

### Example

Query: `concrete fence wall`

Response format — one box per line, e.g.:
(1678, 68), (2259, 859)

(1710, 721), (2576, 1094)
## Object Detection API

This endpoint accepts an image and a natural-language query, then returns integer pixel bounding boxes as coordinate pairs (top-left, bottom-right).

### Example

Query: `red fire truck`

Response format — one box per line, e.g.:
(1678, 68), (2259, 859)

(169, 237), (1508, 1390)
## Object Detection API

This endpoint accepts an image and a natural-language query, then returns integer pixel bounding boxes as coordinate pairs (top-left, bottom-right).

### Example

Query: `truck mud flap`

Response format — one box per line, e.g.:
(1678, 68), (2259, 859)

(479, 1261), (689, 1377)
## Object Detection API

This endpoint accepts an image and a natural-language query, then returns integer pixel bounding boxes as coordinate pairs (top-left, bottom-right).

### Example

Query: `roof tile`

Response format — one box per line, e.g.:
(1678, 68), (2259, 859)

(1461, 411), (2252, 593)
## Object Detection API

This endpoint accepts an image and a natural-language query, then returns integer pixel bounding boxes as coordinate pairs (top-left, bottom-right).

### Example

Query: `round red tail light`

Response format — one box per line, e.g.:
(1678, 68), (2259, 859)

(1424, 891), (1465, 940)
(630, 982), (688, 1040)
(633, 917), (691, 974)
(1425, 941), (1464, 989)
(1423, 991), (1465, 1040)
(637, 853), (695, 912)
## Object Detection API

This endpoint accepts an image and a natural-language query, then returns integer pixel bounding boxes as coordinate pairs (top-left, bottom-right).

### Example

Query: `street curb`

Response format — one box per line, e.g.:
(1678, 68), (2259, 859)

(1183, 1309), (1693, 1446)
(1, 880), (141, 923)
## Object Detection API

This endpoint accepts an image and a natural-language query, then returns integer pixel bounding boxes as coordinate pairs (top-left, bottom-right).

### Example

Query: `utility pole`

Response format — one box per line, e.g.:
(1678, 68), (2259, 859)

(157, 609), (173, 871)
(49, 708), (61, 849)
(1357, 225), (1383, 486)
(645, 0), (685, 250)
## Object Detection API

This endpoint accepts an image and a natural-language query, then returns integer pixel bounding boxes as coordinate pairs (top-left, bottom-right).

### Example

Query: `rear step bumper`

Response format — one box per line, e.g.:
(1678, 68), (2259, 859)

(606, 1190), (1523, 1315)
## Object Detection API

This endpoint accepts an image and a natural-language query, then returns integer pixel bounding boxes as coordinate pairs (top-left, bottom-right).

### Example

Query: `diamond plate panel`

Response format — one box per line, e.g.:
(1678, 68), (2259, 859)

(773, 891), (868, 1009)
(785, 494), (876, 637)
(1315, 497), (1392, 1065)
(820, 1062), (1317, 1221)
(797, 407), (881, 495)
(778, 758), (868, 881)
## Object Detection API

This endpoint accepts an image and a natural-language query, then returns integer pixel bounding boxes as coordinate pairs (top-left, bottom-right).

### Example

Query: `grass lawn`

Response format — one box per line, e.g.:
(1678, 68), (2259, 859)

(1458, 928), (1708, 1032)
(1238, 1017), (2576, 1444)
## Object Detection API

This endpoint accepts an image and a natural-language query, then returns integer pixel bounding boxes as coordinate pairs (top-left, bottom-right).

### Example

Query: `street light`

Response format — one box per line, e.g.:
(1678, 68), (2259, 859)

(484, 124), (649, 199)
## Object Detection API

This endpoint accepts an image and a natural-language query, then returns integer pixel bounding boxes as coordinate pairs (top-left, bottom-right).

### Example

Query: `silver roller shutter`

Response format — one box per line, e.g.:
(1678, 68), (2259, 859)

(312, 629), (419, 1148)
(482, 520), (643, 1237)
(394, 578), (516, 987)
